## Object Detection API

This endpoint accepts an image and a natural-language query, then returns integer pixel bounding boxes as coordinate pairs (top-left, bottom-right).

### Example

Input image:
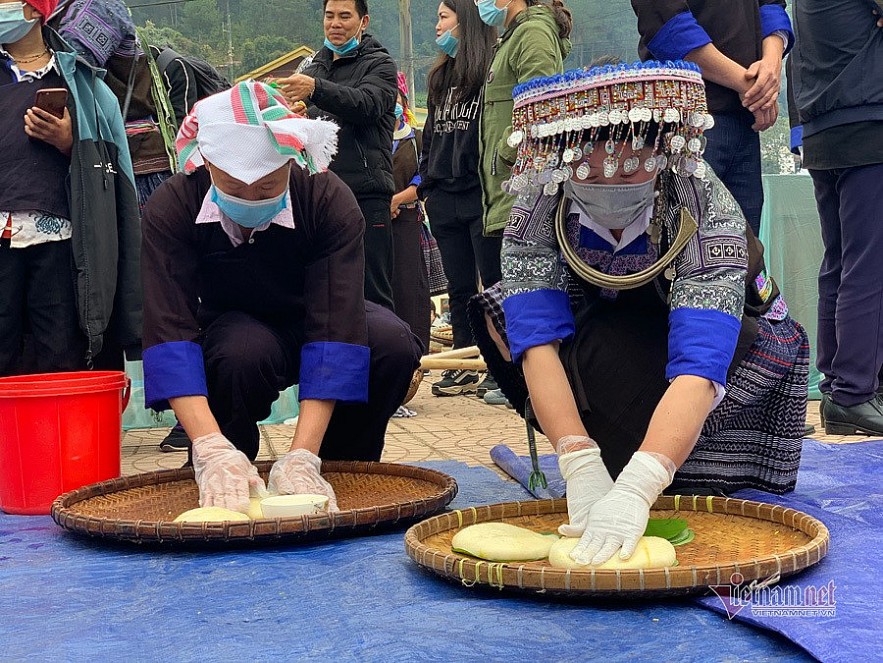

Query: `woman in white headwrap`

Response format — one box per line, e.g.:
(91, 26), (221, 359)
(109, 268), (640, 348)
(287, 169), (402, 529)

(140, 81), (422, 513)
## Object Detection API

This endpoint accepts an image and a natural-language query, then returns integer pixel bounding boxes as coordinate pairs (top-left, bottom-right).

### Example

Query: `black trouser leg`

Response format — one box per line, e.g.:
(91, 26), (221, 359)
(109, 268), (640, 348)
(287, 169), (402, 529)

(202, 311), (296, 460)
(319, 302), (422, 461)
(426, 189), (501, 349)
(360, 197), (396, 311)
(0, 240), (85, 376)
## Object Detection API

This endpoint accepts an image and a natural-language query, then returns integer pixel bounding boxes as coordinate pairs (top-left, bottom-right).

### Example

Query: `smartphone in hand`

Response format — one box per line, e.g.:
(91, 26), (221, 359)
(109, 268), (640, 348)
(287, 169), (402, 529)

(34, 88), (68, 119)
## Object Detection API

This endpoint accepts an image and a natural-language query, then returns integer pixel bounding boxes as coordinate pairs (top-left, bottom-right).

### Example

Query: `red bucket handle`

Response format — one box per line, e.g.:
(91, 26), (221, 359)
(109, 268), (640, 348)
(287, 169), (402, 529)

(122, 376), (131, 411)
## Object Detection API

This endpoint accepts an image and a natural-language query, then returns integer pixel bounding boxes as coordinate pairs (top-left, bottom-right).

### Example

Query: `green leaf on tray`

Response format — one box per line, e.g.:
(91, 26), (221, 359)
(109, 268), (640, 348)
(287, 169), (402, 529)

(668, 528), (695, 547)
(643, 518), (689, 540)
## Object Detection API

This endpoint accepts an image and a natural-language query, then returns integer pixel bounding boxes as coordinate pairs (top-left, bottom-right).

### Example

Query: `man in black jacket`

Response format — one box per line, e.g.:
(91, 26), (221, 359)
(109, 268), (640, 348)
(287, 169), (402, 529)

(276, 0), (398, 311)
(791, 0), (883, 436)
(631, 1), (794, 237)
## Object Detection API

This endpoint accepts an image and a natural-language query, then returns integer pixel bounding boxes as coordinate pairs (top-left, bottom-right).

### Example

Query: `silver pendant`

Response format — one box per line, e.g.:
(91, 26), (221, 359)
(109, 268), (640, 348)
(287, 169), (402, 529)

(576, 162), (591, 180)
(507, 130), (524, 148)
(643, 156), (657, 172)
(623, 156), (640, 175)
(603, 155), (618, 178)
(562, 147), (575, 164)
(543, 181), (559, 196)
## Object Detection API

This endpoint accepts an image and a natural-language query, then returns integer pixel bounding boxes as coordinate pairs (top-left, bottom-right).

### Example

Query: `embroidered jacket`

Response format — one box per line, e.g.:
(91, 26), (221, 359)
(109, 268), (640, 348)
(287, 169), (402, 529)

(501, 170), (759, 387)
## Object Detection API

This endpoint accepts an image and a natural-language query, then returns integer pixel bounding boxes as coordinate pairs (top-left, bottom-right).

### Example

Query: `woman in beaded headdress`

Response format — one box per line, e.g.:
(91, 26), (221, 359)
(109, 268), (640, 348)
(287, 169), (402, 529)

(469, 60), (810, 567)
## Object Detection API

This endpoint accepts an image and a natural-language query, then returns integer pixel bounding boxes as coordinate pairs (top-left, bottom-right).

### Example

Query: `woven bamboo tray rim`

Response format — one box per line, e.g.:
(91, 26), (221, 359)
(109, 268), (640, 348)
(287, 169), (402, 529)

(404, 495), (830, 598)
(429, 326), (454, 345)
(51, 461), (457, 546)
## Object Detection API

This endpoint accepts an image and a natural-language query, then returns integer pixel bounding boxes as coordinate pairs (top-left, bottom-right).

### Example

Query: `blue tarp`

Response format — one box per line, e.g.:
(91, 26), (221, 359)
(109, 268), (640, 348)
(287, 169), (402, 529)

(493, 439), (883, 663)
(0, 462), (814, 661)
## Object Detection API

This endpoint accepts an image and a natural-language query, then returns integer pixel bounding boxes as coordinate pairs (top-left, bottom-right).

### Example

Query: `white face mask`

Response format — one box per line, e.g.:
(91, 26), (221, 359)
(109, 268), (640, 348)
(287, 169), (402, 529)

(563, 178), (657, 230)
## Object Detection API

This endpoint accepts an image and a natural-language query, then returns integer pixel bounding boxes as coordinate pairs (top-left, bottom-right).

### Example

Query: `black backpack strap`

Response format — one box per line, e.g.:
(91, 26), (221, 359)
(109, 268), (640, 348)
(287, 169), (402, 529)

(155, 48), (183, 75)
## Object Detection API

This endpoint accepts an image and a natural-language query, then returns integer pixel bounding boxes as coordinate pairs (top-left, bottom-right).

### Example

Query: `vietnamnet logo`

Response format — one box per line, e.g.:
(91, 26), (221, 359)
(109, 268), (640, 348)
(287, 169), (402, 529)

(709, 573), (837, 619)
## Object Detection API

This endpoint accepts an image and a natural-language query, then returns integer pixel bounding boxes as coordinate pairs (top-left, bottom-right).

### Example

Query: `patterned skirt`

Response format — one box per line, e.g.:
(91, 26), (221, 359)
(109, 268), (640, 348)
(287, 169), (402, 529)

(468, 283), (809, 495)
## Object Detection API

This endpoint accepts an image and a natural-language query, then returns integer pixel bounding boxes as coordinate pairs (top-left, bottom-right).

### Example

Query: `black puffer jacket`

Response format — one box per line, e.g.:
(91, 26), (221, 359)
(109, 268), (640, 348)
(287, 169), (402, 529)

(303, 34), (397, 200)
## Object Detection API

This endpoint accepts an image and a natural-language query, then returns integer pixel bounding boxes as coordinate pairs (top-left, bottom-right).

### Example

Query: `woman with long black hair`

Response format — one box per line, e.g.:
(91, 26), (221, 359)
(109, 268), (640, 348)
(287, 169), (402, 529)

(420, 0), (500, 397)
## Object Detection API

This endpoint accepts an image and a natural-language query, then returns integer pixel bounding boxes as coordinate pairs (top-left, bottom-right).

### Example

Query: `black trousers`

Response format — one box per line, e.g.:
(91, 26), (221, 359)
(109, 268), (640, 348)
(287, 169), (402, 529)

(201, 302), (421, 461)
(425, 189), (502, 349)
(0, 239), (87, 376)
(359, 197), (396, 311)
(810, 162), (883, 405)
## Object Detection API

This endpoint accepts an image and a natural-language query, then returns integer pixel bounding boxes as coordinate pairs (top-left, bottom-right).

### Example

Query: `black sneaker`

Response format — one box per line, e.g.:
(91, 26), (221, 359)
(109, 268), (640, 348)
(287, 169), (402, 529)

(159, 423), (191, 452)
(476, 373), (498, 398)
(431, 369), (479, 396)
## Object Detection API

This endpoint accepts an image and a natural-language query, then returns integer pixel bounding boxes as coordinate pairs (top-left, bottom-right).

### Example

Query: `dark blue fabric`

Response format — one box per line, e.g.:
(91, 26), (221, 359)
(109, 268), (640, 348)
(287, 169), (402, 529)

(142, 340), (207, 410)
(299, 341), (370, 402)
(667, 307), (741, 386)
(790, 126), (803, 153)
(758, 5), (794, 55)
(647, 11), (713, 61)
(503, 289), (575, 362)
(490, 444), (566, 498)
(0, 460), (812, 661)
(578, 226), (648, 255)
(702, 111), (764, 236)
(493, 439), (883, 663)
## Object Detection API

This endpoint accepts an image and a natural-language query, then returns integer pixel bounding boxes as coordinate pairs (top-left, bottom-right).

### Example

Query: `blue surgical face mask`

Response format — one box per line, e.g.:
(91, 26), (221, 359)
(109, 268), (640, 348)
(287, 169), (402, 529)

(211, 185), (289, 229)
(394, 103), (404, 119)
(476, 0), (512, 28)
(323, 23), (363, 56)
(0, 3), (37, 45)
(435, 27), (459, 58)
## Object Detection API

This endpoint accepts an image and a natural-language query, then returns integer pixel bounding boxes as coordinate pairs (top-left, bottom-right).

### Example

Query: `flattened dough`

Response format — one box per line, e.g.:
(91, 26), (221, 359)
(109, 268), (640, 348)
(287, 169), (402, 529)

(451, 522), (559, 562)
(173, 507), (250, 523)
(548, 536), (677, 570)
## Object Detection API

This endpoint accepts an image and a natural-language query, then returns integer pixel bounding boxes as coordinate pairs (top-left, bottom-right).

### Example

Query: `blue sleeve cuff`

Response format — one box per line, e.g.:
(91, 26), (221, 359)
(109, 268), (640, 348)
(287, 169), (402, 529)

(409, 173), (422, 188)
(759, 5), (794, 55)
(143, 341), (207, 411)
(666, 308), (741, 386)
(647, 11), (713, 61)
(299, 342), (370, 403)
(503, 289), (575, 363)
(790, 125), (803, 153)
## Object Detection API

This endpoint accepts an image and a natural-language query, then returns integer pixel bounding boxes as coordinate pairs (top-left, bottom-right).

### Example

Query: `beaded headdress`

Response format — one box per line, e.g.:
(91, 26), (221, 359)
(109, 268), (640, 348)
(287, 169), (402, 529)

(504, 60), (713, 197)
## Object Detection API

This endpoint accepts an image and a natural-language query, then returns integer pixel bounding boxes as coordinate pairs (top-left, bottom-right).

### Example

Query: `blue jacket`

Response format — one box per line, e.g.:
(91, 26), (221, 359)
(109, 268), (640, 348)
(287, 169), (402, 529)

(791, 0), (883, 137)
(48, 27), (142, 359)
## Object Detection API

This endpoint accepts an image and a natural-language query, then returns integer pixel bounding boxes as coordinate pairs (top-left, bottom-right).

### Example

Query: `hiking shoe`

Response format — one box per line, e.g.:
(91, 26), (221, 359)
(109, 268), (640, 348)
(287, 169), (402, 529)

(483, 388), (511, 407)
(159, 423), (191, 452)
(476, 373), (498, 398)
(431, 369), (479, 396)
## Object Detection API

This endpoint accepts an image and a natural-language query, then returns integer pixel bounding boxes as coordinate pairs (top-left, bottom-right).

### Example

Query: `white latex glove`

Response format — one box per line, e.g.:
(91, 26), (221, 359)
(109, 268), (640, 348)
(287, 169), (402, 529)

(192, 433), (269, 513)
(570, 451), (675, 566)
(268, 449), (339, 512)
(556, 436), (615, 538)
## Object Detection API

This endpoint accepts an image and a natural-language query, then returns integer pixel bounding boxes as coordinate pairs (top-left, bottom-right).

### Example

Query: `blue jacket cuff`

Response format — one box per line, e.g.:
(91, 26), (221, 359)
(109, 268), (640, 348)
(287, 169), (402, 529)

(409, 173), (422, 188)
(648, 11), (713, 61)
(666, 308), (741, 386)
(790, 125), (803, 153)
(503, 289), (575, 363)
(299, 342), (370, 402)
(143, 341), (207, 411)
(759, 5), (794, 55)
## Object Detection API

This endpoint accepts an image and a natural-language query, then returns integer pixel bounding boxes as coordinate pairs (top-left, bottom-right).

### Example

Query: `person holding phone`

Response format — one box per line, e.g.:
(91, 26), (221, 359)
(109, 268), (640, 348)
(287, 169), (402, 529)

(0, 0), (140, 376)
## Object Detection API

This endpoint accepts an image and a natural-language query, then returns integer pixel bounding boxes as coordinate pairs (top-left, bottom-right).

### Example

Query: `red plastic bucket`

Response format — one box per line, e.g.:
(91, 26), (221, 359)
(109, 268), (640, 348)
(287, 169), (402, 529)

(0, 371), (130, 515)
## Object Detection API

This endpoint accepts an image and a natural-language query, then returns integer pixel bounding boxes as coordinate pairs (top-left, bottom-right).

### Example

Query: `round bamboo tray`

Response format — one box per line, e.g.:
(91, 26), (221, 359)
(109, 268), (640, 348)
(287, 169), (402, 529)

(52, 461), (457, 547)
(405, 496), (829, 598)
(403, 369), (423, 404)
